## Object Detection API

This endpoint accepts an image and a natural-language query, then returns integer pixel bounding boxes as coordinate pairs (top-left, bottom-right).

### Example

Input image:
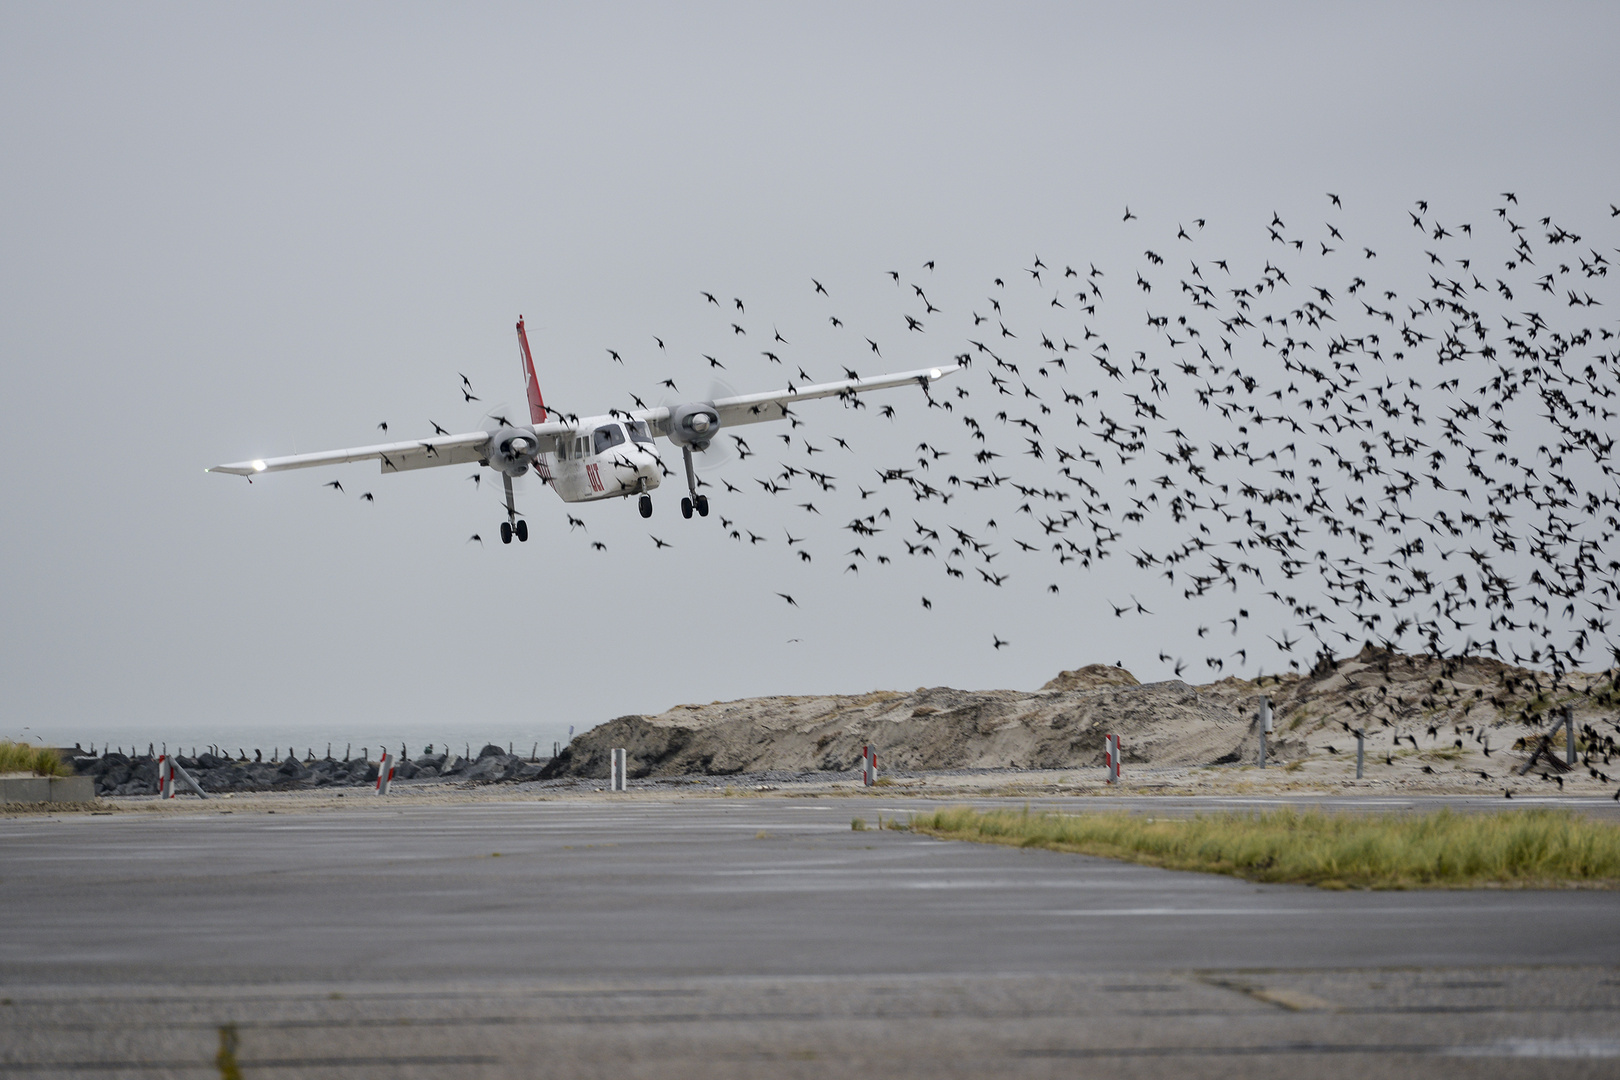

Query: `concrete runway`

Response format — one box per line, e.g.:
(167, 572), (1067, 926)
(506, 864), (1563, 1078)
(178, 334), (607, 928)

(3, 796), (1619, 1077)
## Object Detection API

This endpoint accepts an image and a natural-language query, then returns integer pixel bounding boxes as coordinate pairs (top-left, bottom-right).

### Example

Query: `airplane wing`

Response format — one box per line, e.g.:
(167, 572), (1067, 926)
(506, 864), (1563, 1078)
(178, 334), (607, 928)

(635, 364), (960, 433)
(207, 424), (572, 477)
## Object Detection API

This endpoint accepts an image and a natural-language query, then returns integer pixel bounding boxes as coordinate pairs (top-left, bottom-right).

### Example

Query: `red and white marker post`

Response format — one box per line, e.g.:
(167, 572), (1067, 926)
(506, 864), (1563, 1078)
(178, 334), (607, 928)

(1104, 734), (1122, 784)
(375, 750), (396, 795)
(862, 745), (878, 787)
(157, 755), (174, 799)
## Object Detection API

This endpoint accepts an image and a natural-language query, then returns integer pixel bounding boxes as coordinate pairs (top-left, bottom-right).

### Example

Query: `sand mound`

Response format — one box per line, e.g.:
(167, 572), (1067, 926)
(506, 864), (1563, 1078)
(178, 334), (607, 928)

(544, 677), (1257, 780)
(1041, 664), (1141, 692)
(543, 647), (1618, 783)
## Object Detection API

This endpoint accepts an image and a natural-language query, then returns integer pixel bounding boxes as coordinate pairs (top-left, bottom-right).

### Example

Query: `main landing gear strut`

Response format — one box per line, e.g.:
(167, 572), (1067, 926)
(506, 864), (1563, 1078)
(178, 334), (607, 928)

(499, 473), (529, 544)
(680, 446), (709, 520)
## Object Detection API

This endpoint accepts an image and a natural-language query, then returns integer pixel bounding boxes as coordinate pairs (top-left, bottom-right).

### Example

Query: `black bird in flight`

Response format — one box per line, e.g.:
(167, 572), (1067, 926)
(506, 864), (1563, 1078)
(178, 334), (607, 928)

(776, 593), (797, 606)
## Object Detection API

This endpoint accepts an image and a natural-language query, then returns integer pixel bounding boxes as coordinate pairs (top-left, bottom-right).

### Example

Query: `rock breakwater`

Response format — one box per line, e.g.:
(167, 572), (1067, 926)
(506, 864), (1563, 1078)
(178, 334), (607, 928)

(73, 744), (545, 796)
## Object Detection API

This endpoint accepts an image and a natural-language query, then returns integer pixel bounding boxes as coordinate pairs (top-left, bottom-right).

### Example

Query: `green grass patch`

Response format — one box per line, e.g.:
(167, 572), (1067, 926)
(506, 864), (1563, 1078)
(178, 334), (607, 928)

(909, 806), (1620, 889)
(0, 741), (69, 777)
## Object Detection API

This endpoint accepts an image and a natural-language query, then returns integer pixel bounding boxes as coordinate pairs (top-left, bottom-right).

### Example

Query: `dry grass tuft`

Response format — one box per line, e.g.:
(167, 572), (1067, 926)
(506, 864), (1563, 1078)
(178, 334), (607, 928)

(0, 741), (70, 777)
(910, 806), (1620, 889)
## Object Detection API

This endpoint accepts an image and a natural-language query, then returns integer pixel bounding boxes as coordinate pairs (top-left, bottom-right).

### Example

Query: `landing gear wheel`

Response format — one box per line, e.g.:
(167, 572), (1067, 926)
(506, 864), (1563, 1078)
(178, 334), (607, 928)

(514, 519), (528, 542)
(681, 497), (693, 519)
(638, 495), (653, 518)
(500, 522), (513, 544)
(695, 495), (709, 517)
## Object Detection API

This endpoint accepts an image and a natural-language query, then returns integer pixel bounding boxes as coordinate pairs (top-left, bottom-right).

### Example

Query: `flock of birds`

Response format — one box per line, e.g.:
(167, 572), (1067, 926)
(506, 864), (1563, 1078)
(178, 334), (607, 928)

(348, 193), (1619, 686)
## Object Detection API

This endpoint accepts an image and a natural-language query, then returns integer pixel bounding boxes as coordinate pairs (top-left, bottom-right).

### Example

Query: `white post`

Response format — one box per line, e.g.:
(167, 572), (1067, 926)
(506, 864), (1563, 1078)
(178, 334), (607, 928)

(1104, 734), (1121, 784)
(158, 755), (174, 799)
(1355, 729), (1365, 779)
(862, 745), (877, 787)
(376, 750), (394, 795)
(610, 748), (627, 792)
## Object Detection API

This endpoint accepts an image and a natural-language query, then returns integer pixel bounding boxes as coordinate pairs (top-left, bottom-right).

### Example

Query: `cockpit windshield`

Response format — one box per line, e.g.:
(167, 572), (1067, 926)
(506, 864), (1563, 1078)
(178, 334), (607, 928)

(626, 420), (654, 445)
(593, 424), (627, 455)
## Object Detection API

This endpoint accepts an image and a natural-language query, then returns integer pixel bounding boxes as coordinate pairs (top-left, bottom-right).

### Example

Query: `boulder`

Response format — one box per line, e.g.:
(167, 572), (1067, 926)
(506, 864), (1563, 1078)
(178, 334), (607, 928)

(461, 755), (520, 782)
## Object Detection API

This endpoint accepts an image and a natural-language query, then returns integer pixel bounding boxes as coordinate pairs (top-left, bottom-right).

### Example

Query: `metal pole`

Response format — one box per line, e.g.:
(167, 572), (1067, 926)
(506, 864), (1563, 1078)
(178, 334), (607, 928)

(168, 758), (208, 799)
(1355, 729), (1364, 779)
(1258, 697), (1271, 768)
(1565, 707), (1576, 767)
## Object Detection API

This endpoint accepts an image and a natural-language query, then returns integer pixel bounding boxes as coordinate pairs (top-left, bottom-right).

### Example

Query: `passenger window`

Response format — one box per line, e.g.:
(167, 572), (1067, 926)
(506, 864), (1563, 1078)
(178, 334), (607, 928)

(575, 437), (584, 458)
(556, 440), (567, 461)
(593, 425), (626, 455)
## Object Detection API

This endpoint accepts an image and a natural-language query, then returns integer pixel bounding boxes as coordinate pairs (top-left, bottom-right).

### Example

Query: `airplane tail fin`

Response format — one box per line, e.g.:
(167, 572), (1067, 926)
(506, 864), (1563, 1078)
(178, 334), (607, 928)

(516, 316), (548, 424)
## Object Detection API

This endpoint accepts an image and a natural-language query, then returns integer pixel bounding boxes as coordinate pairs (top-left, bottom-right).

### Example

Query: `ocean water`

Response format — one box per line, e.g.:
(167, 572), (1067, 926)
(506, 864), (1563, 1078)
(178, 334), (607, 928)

(9, 720), (583, 761)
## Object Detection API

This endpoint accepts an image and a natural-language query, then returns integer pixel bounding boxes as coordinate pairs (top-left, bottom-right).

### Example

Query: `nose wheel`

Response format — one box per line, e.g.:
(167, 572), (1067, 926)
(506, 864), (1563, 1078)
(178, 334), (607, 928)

(501, 473), (528, 543)
(680, 447), (710, 519)
(639, 494), (653, 518)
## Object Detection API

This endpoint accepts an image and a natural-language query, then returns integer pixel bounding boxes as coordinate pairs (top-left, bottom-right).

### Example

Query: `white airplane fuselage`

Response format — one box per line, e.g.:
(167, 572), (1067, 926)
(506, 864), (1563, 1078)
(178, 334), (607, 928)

(533, 415), (664, 503)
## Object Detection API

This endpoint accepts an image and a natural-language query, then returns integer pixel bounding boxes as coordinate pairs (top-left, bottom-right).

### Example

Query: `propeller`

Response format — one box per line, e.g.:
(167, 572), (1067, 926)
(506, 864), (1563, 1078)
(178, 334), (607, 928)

(692, 378), (737, 474)
(473, 401), (540, 508)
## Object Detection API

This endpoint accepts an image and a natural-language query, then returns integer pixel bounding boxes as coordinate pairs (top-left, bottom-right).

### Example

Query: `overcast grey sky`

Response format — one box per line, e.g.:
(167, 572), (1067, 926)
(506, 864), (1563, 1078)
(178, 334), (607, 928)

(3, 2), (1617, 755)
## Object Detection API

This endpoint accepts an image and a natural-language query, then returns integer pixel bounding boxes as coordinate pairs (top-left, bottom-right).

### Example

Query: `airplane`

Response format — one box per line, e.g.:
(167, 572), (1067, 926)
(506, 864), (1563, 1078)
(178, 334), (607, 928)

(210, 317), (960, 543)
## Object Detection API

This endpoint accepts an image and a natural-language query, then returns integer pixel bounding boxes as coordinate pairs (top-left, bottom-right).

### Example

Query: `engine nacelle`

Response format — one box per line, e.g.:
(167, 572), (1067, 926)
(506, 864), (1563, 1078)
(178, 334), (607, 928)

(485, 426), (540, 477)
(666, 401), (721, 451)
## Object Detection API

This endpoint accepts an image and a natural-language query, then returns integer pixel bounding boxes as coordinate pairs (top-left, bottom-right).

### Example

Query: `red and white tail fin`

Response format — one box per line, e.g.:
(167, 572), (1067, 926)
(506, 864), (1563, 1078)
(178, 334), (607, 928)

(516, 316), (547, 424)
